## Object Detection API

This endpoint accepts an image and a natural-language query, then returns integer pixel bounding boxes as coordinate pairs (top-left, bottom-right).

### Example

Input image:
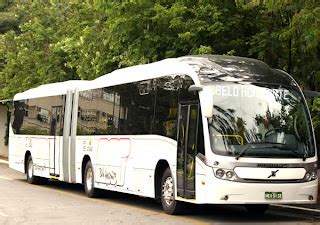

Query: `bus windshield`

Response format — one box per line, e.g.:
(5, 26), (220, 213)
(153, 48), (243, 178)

(207, 83), (315, 159)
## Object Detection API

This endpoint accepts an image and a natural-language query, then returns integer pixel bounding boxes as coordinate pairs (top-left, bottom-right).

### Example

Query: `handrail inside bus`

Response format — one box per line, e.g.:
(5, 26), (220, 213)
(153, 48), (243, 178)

(211, 134), (244, 145)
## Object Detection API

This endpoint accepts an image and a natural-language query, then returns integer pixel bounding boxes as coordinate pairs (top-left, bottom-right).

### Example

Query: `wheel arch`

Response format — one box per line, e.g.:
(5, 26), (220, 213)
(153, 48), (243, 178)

(154, 159), (170, 200)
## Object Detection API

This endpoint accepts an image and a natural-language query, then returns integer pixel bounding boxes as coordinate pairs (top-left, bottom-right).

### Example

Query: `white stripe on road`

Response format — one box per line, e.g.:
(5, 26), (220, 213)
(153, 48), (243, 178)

(0, 212), (8, 217)
(0, 176), (13, 181)
(271, 204), (320, 213)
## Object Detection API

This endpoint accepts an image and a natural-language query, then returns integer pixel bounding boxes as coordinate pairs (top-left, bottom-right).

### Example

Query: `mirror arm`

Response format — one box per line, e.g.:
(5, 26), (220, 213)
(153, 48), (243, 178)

(303, 90), (320, 98)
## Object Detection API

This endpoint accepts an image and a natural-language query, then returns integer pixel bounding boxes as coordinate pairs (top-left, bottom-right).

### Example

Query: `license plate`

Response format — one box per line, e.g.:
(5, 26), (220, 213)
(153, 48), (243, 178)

(265, 192), (282, 199)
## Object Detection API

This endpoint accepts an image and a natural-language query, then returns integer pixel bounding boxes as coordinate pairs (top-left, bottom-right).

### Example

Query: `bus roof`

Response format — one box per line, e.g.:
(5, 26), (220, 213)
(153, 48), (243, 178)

(91, 58), (198, 89)
(14, 80), (90, 100)
(177, 55), (297, 86)
(14, 58), (198, 100)
(13, 55), (297, 100)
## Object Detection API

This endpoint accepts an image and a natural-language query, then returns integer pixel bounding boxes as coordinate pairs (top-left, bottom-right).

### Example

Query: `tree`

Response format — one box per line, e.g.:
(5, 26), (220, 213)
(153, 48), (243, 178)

(0, 0), (319, 135)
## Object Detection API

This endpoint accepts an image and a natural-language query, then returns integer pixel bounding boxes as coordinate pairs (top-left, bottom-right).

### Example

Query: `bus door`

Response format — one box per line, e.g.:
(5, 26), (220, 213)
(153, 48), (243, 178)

(176, 102), (199, 199)
(49, 106), (63, 176)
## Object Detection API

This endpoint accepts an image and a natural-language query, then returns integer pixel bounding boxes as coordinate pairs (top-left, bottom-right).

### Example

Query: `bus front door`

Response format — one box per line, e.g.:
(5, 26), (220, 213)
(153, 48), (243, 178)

(176, 103), (199, 199)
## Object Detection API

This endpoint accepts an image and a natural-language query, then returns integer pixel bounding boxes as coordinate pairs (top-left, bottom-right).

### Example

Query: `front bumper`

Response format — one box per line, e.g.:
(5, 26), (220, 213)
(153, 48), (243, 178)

(204, 174), (318, 204)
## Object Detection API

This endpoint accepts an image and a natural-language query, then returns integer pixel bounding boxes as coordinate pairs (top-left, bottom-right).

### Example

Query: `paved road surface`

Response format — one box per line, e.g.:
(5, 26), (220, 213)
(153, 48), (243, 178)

(0, 161), (319, 224)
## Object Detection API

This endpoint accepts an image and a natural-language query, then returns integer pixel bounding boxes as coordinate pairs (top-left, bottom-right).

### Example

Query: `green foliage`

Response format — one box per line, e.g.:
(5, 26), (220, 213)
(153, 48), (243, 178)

(0, 0), (319, 132)
(240, 0), (320, 135)
(0, 12), (17, 33)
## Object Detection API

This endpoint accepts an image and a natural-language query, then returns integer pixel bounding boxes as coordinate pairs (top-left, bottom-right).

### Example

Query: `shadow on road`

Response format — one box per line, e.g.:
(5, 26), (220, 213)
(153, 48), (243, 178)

(15, 178), (318, 224)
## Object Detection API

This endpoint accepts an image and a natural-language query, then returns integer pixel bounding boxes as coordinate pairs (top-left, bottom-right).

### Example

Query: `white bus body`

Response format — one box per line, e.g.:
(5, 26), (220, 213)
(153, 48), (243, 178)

(9, 55), (318, 214)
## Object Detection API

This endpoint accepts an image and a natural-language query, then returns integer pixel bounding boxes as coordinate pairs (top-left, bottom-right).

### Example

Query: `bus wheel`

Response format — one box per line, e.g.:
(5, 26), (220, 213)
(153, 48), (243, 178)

(26, 156), (40, 184)
(245, 204), (269, 214)
(84, 161), (99, 198)
(161, 167), (184, 214)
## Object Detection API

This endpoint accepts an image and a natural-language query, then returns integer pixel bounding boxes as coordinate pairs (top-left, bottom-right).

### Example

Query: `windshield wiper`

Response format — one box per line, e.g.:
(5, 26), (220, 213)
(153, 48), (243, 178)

(235, 141), (306, 160)
(235, 142), (260, 160)
(235, 141), (281, 160)
(263, 141), (308, 160)
(259, 141), (287, 149)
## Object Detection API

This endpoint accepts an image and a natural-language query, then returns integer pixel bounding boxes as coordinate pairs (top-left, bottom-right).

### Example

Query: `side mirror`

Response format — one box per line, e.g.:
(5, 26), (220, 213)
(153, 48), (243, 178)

(188, 85), (214, 117)
(199, 86), (214, 118)
(188, 85), (203, 92)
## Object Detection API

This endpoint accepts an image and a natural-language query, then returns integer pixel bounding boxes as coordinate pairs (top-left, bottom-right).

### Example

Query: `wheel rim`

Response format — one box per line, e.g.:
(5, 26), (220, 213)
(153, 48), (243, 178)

(86, 167), (93, 192)
(162, 176), (174, 206)
(28, 159), (33, 179)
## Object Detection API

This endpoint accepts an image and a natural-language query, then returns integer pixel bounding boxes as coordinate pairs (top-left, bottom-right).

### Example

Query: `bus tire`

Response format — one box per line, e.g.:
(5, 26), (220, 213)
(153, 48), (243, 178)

(84, 161), (99, 198)
(26, 155), (41, 184)
(245, 204), (269, 214)
(161, 167), (184, 215)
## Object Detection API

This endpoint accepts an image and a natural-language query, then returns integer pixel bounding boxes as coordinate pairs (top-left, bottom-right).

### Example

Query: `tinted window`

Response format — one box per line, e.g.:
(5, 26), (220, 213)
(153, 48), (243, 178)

(78, 81), (156, 135)
(76, 75), (199, 138)
(12, 96), (65, 135)
(78, 88), (115, 135)
(154, 76), (179, 138)
(178, 75), (197, 102)
(115, 81), (155, 135)
(208, 83), (315, 158)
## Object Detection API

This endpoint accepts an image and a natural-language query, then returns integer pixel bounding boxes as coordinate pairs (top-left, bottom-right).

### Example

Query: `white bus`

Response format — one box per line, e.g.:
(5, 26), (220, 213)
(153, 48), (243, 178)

(9, 55), (318, 214)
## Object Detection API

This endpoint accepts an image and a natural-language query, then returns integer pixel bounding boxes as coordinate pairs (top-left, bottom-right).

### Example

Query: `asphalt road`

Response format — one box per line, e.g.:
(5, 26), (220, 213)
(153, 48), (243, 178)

(0, 161), (319, 225)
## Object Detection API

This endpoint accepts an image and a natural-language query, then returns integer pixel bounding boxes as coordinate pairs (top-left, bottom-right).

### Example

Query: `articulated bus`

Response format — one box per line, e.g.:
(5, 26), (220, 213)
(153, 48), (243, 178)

(9, 55), (318, 214)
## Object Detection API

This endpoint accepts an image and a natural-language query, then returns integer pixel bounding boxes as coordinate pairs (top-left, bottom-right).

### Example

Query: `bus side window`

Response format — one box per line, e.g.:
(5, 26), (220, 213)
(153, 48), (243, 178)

(114, 80), (155, 135)
(115, 83), (134, 135)
(13, 96), (65, 136)
(134, 80), (155, 134)
(78, 88), (115, 135)
(154, 76), (179, 139)
(12, 101), (25, 134)
(178, 75), (198, 102)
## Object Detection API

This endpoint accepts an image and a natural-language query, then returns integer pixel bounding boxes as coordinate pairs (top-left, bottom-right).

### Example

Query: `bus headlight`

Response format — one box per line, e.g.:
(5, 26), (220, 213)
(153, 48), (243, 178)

(311, 171), (317, 180)
(215, 169), (225, 178)
(226, 171), (234, 179)
(303, 171), (317, 182)
(213, 168), (237, 181)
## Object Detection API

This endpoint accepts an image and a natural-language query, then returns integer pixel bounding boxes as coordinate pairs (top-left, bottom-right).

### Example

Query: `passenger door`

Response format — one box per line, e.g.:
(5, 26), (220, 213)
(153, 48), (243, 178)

(176, 102), (199, 199)
(49, 106), (63, 176)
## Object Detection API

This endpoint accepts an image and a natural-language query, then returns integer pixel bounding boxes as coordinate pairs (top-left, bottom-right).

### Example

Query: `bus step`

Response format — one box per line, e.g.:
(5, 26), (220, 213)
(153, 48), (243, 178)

(49, 174), (60, 179)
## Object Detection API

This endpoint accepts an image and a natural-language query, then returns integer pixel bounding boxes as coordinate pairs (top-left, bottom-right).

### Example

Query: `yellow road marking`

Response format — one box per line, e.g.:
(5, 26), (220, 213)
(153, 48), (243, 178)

(0, 176), (13, 181)
(7, 178), (210, 225)
(0, 212), (8, 217)
(0, 159), (8, 165)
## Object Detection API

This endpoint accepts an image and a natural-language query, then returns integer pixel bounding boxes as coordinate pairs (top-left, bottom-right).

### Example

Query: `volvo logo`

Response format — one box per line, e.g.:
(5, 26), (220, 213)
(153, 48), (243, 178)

(268, 170), (279, 178)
